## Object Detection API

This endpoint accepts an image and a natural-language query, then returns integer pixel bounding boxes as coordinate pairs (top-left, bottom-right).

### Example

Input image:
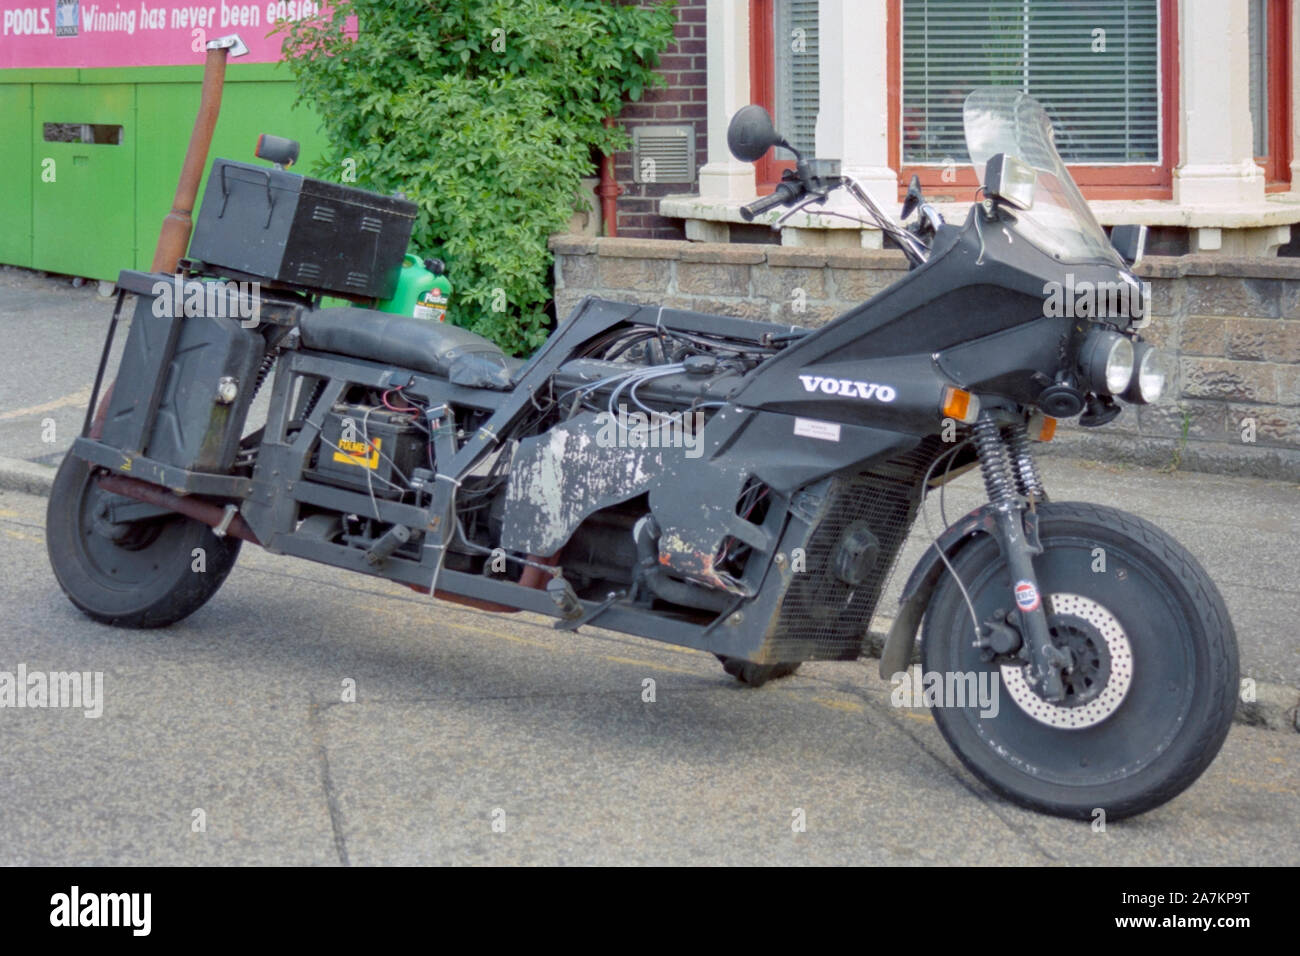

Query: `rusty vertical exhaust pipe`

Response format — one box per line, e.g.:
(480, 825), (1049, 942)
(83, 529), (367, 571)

(151, 34), (249, 273)
(91, 36), (248, 442)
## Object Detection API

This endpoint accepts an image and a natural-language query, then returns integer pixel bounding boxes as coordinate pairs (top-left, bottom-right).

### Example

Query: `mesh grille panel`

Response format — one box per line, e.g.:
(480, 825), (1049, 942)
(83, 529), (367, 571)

(767, 438), (946, 660)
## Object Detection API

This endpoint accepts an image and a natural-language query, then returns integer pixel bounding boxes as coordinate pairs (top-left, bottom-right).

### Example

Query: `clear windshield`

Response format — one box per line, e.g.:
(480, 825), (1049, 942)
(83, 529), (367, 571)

(963, 88), (1122, 266)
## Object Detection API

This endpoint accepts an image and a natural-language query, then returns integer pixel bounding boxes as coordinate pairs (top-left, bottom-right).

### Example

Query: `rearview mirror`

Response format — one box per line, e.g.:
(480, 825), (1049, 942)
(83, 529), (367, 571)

(727, 105), (785, 163)
(900, 174), (924, 220)
(984, 153), (1037, 210)
(1109, 224), (1148, 266)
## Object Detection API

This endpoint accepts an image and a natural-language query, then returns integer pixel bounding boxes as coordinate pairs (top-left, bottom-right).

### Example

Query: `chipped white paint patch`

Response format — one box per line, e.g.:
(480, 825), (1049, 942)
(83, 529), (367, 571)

(502, 415), (662, 554)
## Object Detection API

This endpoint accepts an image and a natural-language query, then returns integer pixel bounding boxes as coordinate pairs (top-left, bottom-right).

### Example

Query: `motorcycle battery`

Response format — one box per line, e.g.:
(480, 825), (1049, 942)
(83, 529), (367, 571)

(189, 159), (417, 301)
(308, 405), (427, 498)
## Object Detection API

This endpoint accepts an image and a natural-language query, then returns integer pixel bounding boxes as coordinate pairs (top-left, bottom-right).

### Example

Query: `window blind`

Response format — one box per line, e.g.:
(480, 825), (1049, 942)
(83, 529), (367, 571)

(774, 0), (820, 158)
(902, 0), (1160, 165)
(1249, 0), (1268, 157)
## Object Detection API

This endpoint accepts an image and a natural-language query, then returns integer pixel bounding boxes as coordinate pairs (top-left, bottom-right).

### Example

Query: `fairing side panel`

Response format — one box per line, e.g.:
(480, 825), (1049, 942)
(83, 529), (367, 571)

(733, 208), (1131, 420)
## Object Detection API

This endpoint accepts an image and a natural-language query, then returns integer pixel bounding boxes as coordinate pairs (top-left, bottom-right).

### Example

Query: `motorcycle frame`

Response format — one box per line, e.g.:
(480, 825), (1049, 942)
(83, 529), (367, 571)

(74, 205), (1139, 667)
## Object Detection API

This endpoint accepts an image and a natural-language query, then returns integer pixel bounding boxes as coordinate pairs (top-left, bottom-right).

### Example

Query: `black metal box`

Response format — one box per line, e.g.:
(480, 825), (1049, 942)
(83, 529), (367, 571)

(189, 159), (417, 300)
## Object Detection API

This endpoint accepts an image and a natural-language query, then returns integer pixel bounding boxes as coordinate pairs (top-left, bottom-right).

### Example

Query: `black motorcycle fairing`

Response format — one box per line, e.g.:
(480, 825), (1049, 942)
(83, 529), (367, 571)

(731, 206), (1134, 422)
(935, 313), (1071, 405)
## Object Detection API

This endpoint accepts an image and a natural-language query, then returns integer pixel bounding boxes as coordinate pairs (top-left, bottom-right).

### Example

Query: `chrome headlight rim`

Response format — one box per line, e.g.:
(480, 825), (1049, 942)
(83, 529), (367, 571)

(1080, 330), (1135, 397)
(1122, 342), (1169, 405)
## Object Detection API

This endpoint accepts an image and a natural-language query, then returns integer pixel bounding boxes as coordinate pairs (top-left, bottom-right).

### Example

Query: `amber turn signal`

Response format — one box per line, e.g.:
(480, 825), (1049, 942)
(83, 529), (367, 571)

(941, 386), (979, 424)
(1027, 411), (1057, 442)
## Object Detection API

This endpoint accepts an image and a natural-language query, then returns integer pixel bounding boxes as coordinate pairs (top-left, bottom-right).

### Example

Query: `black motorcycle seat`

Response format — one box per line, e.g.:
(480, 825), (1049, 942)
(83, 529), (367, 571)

(298, 307), (514, 389)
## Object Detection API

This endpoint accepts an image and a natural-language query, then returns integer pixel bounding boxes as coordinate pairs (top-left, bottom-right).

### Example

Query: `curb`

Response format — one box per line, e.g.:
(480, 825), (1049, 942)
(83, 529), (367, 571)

(3, 453), (1296, 733)
(865, 627), (1300, 734)
(0, 455), (56, 497)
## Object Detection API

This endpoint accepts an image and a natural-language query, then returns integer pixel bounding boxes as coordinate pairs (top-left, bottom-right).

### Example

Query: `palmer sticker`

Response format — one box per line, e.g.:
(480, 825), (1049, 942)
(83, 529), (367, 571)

(1014, 580), (1041, 612)
(333, 437), (381, 469)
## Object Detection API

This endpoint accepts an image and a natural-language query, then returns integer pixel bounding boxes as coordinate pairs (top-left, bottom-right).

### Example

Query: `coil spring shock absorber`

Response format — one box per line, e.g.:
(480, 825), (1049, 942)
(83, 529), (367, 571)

(248, 349), (278, 403)
(970, 414), (1018, 510)
(1006, 423), (1046, 502)
(300, 378), (327, 419)
(971, 412), (1070, 699)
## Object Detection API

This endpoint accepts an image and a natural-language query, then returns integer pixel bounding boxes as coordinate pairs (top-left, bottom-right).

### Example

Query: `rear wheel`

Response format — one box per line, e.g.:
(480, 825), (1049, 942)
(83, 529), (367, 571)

(920, 501), (1237, 820)
(46, 454), (241, 628)
(716, 655), (801, 687)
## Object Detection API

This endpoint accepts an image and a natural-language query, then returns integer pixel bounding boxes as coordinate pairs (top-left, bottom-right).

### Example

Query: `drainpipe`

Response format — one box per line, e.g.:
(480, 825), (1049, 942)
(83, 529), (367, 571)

(597, 117), (622, 237)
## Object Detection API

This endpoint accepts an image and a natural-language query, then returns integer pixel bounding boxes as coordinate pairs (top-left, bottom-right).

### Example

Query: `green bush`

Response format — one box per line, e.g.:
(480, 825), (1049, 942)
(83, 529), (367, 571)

(280, 0), (677, 354)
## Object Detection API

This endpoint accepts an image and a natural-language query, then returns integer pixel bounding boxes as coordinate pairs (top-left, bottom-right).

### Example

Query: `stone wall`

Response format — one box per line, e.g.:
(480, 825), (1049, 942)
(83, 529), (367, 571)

(549, 236), (1300, 480)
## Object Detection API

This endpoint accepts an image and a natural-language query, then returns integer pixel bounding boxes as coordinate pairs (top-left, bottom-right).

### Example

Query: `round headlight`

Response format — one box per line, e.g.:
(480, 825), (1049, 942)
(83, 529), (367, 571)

(1080, 330), (1134, 396)
(1104, 337), (1135, 393)
(1122, 343), (1169, 404)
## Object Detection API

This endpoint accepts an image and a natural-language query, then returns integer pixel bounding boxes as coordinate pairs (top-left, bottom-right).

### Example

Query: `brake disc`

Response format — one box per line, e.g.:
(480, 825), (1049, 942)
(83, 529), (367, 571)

(999, 593), (1133, 729)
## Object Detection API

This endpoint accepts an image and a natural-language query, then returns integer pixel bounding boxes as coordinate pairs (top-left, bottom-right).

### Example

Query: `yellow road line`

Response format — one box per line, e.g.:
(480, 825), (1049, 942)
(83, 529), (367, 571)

(0, 387), (92, 422)
(1227, 776), (1297, 796)
(810, 696), (864, 713)
(599, 654), (701, 676)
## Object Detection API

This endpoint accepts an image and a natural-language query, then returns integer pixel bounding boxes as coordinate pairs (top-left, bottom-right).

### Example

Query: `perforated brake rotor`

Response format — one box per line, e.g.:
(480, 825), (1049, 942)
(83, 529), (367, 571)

(999, 593), (1133, 729)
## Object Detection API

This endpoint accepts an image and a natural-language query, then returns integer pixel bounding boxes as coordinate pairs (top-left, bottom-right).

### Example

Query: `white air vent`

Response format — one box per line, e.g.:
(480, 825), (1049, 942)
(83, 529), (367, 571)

(631, 126), (696, 184)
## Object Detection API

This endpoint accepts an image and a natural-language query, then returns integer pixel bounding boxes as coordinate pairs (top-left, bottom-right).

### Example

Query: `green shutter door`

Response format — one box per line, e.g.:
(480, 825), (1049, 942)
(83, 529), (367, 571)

(31, 83), (136, 281)
(0, 84), (34, 268)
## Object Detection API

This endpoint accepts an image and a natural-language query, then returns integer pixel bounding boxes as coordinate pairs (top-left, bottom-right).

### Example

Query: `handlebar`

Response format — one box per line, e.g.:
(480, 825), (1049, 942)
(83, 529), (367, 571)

(735, 167), (932, 268)
(740, 181), (802, 222)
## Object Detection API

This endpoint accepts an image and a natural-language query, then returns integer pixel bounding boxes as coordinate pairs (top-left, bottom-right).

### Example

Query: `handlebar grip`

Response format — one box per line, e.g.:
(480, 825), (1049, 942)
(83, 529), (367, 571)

(740, 183), (799, 222)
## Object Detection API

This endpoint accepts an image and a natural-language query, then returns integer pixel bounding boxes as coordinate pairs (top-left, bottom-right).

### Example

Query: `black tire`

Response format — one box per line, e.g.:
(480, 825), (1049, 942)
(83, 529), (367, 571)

(46, 454), (241, 628)
(716, 655), (801, 687)
(920, 501), (1237, 820)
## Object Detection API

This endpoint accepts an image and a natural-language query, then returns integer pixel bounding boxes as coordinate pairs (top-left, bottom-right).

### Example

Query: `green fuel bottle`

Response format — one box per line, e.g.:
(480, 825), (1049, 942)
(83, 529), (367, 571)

(377, 254), (453, 321)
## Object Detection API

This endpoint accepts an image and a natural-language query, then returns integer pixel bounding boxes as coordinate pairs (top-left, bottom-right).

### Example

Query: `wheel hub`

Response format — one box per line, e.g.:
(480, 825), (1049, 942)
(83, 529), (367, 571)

(89, 491), (163, 550)
(1000, 593), (1133, 729)
(1051, 619), (1110, 704)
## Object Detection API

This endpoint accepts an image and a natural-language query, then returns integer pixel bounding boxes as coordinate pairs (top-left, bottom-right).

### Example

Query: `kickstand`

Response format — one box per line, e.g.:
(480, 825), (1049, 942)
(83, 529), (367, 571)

(553, 591), (621, 632)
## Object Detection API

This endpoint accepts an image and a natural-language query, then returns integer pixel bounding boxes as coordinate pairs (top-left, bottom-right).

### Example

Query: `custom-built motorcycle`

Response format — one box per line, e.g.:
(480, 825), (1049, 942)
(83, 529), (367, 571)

(48, 83), (1238, 819)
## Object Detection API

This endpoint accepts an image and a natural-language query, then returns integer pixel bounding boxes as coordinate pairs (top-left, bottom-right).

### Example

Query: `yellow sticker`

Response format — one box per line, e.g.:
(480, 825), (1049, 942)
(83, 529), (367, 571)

(332, 437), (380, 469)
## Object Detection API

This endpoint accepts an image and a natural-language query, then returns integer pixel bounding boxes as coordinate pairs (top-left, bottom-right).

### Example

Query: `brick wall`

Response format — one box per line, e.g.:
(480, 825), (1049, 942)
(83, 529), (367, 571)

(549, 235), (1300, 480)
(611, 0), (707, 240)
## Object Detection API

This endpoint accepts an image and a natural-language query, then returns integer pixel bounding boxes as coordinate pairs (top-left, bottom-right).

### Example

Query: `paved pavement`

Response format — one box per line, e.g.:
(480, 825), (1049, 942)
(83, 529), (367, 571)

(0, 266), (1297, 864)
(1, 486), (1297, 865)
(0, 268), (117, 467)
(3, 266), (1298, 688)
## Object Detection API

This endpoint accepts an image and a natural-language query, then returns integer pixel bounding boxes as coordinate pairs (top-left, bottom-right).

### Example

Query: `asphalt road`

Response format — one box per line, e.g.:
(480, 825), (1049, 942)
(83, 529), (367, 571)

(3, 266), (1298, 689)
(1, 487), (1296, 865)
(0, 268), (116, 467)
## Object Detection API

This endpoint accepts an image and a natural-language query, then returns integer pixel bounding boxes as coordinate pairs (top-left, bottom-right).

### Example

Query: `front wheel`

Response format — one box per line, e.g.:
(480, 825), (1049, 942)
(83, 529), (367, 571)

(921, 501), (1237, 820)
(46, 454), (241, 628)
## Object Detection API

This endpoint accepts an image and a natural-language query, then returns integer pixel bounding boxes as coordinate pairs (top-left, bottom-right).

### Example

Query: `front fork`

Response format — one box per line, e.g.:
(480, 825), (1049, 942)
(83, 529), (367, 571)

(970, 413), (1071, 702)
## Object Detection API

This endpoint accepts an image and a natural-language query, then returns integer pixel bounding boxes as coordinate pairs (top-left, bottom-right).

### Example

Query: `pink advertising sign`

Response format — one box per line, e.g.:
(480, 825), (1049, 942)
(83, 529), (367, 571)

(0, 0), (324, 68)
